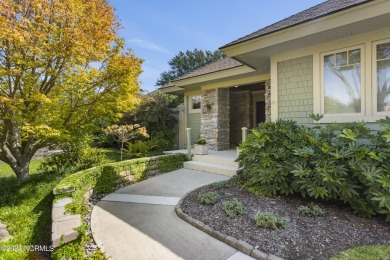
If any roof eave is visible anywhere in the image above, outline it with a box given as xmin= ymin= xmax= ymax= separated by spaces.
xmin=221 ymin=0 xmax=389 ymax=58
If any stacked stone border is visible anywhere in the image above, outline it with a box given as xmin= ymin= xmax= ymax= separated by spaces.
xmin=175 ymin=190 xmax=285 ymax=260
xmin=0 ymin=220 xmax=12 ymax=242
xmin=51 ymin=154 xmax=185 ymax=248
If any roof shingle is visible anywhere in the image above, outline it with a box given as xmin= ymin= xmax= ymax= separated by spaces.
xmin=222 ymin=0 xmax=372 ymax=48
xmin=174 ymin=57 xmax=243 ymax=81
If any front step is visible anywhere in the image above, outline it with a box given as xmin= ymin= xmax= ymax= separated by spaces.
xmin=192 ymin=155 xmax=238 ymax=167
xmin=183 ymin=161 xmax=238 ymax=177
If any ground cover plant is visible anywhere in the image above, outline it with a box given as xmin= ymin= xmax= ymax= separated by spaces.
xmin=198 ymin=192 xmax=220 ymax=205
xmin=222 ymin=198 xmax=245 ymax=218
xmin=254 ymin=211 xmax=288 ymax=229
xmin=298 ymin=203 xmax=326 ymax=217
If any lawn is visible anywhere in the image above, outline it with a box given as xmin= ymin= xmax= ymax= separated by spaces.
xmin=0 ymin=149 xmax=120 ymax=260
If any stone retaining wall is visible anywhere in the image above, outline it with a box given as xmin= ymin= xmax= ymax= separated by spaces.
xmin=51 ymin=154 xmax=184 ymax=248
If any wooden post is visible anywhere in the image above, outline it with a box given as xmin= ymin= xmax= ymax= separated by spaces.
xmin=241 ymin=127 xmax=248 ymax=143
xmin=186 ymin=128 xmax=192 ymax=160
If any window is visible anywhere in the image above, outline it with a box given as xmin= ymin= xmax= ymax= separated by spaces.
xmin=189 ymin=95 xmax=201 ymax=112
xmin=376 ymin=42 xmax=390 ymax=113
xmin=323 ymin=48 xmax=362 ymax=115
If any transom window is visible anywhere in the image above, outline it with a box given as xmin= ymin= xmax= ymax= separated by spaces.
xmin=323 ymin=48 xmax=362 ymax=114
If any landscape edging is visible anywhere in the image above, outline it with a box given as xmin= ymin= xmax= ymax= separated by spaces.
xmin=175 ymin=189 xmax=285 ymax=260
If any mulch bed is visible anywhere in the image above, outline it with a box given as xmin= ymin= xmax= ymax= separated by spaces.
xmin=181 ymin=180 xmax=390 ymax=260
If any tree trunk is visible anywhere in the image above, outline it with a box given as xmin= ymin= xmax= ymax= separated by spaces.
xmin=0 ymin=138 xmax=36 ymax=181
xmin=9 ymin=159 xmax=30 ymax=180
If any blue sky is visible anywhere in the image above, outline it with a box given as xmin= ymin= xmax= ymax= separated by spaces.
xmin=108 ymin=0 xmax=324 ymax=92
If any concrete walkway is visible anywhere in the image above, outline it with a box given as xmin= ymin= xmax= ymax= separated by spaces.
xmin=91 ymin=168 xmax=254 ymax=260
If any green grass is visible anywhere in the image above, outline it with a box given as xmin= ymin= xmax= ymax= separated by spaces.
xmin=0 ymin=149 xmax=120 ymax=260
xmin=0 ymin=158 xmax=64 ymax=259
xmin=331 ymin=245 xmax=390 ymax=260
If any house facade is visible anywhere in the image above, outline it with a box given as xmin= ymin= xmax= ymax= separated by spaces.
xmin=160 ymin=0 xmax=390 ymax=150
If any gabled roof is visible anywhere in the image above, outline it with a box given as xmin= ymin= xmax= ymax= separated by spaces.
xmin=174 ymin=57 xmax=243 ymax=81
xmin=221 ymin=0 xmax=372 ymax=49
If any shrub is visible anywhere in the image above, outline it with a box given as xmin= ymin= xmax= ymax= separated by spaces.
xmin=238 ymin=117 xmax=390 ymax=221
xmin=149 ymin=131 xmax=175 ymax=152
xmin=238 ymin=119 xmax=302 ymax=197
xmin=212 ymin=180 xmax=229 ymax=189
xmin=124 ymin=140 xmax=151 ymax=158
xmin=297 ymin=203 xmax=326 ymax=217
xmin=198 ymin=192 xmax=220 ymax=205
xmin=222 ymin=198 xmax=245 ymax=218
xmin=254 ymin=212 xmax=288 ymax=229
xmin=40 ymin=137 xmax=107 ymax=174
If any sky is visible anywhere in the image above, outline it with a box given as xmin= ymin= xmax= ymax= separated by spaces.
xmin=108 ymin=0 xmax=325 ymax=92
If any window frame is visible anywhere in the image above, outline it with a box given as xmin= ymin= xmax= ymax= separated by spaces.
xmin=189 ymin=95 xmax=201 ymax=113
xmin=373 ymin=38 xmax=390 ymax=116
xmin=320 ymin=44 xmax=366 ymax=119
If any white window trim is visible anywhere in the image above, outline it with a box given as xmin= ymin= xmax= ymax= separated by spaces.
xmin=373 ymin=38 xmax=390 ymax=116
xmin=319 ymin=44 xmax=366 ymax=119
xmin=189 ymin=95 xmax=201 ymax=113
xmin=271 ymin=28 xmax=390 ymax=123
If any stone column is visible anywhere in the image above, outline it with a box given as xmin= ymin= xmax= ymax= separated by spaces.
xmin=200 ymin=88 xmax=230 ymax=151
xmin=265 ymin=79 xmax=271 ymax=122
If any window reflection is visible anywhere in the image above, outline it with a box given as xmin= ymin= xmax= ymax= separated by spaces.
xmin=324 ymin=49 xmax=361 ymax=114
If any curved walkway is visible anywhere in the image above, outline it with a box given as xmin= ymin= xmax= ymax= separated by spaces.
xmin=91 ymin=168 xmax=254 ymax=260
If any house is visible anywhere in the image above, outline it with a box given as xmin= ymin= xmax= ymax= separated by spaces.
xmin=160 ymin=0 xmax=390 ymax=150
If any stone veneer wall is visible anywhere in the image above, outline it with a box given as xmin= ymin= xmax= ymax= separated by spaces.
xmin=277 ymin=55 xmax=313 ymax=124
xmin=230 ymin=91 xmax=252 ymax=146
xmin=264 ymin=79 xmax=271 ymax=122
xmin=201 ymin=88 xmax=230 ymax=150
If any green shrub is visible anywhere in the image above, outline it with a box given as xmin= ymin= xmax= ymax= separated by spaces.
xmin=212 ymin=180 xmax=229 ymax=189
xmin=149 ymin=131 xmax=175 ymax=152
xmin=254 ymin=211 xmax=288 ymax=229
xmin=238 ymin=117 xmax=390 ymax=221
xmin=297 ymin=203 xmax=326 ymax=217
xmin=238 ymin=119 xmax=301 ymax=197
xmin=157 ymin=153 xmax=185 ymax=172
xmin=124 ymin=140 xmax=151 ymax=158
xmin=222 ymin=198 xmax=245 ymax=218
xmin=198 ymin=192 xmax=220 ymax=205
xmin=40 ymin=137 xmax=107 ymax=174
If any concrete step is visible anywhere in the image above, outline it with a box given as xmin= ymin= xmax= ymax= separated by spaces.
xmin=192 ymin=154 xmax=238 ymax=167
xmin=183 ymin=161 xmax=238 ymax=177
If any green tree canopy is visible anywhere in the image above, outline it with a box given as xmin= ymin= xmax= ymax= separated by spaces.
xmin=156 ymin=49 xmax=226 ymax=86
xmin=0 ymin=0 xmax=143 ymax=179
xmin=120 ymin=91 xmax=180 ymax=136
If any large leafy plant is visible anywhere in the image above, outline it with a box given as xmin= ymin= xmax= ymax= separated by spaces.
xmin=238 ymin=117 xmax=390 ymax=221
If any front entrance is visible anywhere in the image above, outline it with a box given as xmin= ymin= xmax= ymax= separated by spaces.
xmin=256 ymin=101 xmax=266 ymax=125
xmin=229 ymin=82 xmax=266 ymax=147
